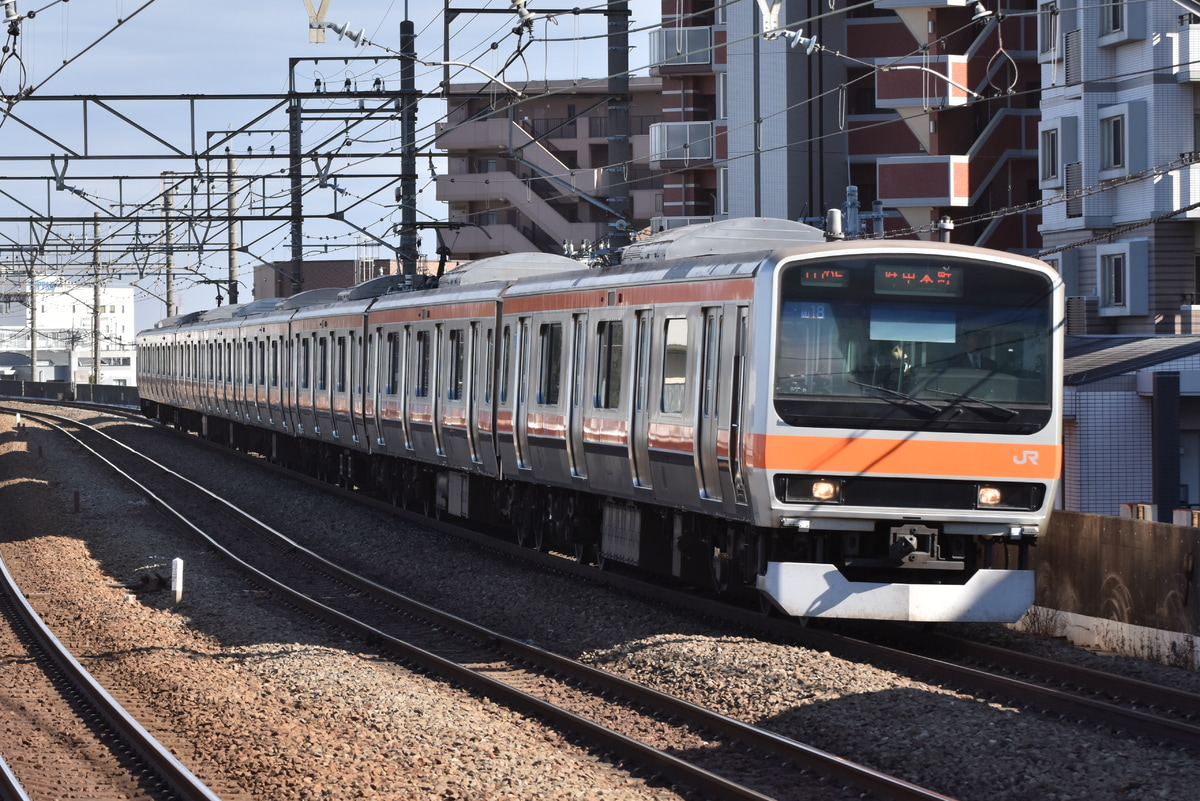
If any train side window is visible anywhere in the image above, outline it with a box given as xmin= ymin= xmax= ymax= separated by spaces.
xmin=271 ymin=340 xmax=279 ymax=388
xmin=300 ymin=337 xmax=310 ymax=390
xmin=661 ymin=318 xmax=689 ymax=414
xmin=448 ymin=328 xmax=465 ymax=401
xmin=257 ymin=341 xmax=267 ymax=386
xmin=317 ymin=336 xmax=328 ymax=391
xmin=537 ymin=322 xmax=563 ymax=405
xmin=595 ymin=320 xmax=624 ymax=409
xmin=500 ymin=325 xmax=511 ymax=404
xmin=385 ymin=332 xmax=399 ymax=395
xmin=484 ymin=328 xmax=495 ymax=404
xmin=336 ymin=336 xmax=347 ymax=393
xmin=415 ymin=330 xmax=430 ymax=398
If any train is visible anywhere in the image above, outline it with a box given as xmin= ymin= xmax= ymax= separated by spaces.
xmin=136 ymin=217 xmax=1064 ymax=623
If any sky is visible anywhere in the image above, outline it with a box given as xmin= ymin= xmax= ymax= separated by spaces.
xmin=0 ymin=0 xmax=661 ymax=333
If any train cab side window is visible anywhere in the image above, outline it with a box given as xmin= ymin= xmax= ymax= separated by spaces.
xmin=415 ymin=330 xmax=431 ymax=398
xmin=448 ymin=328 xmax=465 ymax=401
xmin=661 ymin=318 xmax=689 ymax=414
xmin=537 ymin=322 xmax=563 ymax=405
xmin=500 ymin=326 xmax=512 ymax=404
xmin=385 ymin=332 xmax=399 ymax=395
xmin=595 ymin=320 xmax=624 ymax=409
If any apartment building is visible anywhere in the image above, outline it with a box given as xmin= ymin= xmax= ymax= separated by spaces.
xmin=649 ymin=0 xmax=1041 ymax=249
xmin=434 ymin=78 xmax=663 ymax=259
xmin=1038 ymin=1 xmax=1200 ymax=335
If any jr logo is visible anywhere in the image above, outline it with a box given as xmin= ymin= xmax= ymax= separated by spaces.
xmin=1013 ymin=450 xmax=1039 ymax=465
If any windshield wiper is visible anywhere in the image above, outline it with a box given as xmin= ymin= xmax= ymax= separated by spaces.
xmin=924 ymin=387 xmax=1018 ymax=418
xmin=849 ymin=380 xmax=941 ymax=414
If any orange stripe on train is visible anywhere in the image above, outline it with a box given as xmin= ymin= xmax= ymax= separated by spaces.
xmin=744 ymin=434 xmax=1061 ymax=480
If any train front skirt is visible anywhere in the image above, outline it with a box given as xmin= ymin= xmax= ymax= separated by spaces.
xmin=758 ymin=563 xmax=1035 ymax=623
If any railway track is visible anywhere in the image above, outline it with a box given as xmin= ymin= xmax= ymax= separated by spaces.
xmin=2 ymin=404 xmax=962 ymax=801
xmin=0 ymin=539 xmax=222 ymax=801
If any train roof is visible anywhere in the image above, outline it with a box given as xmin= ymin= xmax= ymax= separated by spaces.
xmin=620 ymin=217 xmax=826 ymax=263
xmin=440 ymin=252 xmax=588 ymax=286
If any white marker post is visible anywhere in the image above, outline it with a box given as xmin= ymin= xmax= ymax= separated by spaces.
xmin=171 ymin=558 xmax=184 ymax=605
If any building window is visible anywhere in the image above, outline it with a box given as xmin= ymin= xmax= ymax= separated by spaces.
xmin=1101 ymin=0 xmax=1123 ymax=36
xmin=1100 ymin=116 xmax=1124 ymax=170
xmin=717 ymin=72 xmax=728 ymax=120
xmin=1100 ymin=252 xmax=1126 ymax=307
xmin=1097 ymin=239 xmax=1149 ymax=317
xmin=1039 ymin=2 xmax=1059 ymax=55
xmin=717 ymin=167 xmax=729 ymax=216
xmin=1098 ymin=0 xmax=1145 ymax=45
xmin=1040 ymin=129 xmax=1059 ymax=181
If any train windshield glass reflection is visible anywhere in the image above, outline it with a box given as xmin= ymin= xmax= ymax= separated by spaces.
xmin=774 ymin=256 xmax=1055 ymax=430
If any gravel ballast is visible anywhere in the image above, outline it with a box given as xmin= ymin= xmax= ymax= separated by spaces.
xmin=1 ymin=407 xmax=1198 ymax=801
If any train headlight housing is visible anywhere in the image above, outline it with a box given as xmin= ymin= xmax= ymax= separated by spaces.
xmin=776 ymin=475 xmax=843 ymax=503
xmin=978 ymin=486 xmax=1003 ymax=507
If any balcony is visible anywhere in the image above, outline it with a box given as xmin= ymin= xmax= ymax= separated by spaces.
xmin=649 ymin=26 xmax=712 ymax=75
xmin=874 ymin=57 xmax=974 ymax=109
xmin=1178 ymin=20 xmax=1200 ymax=82
xmin=876 ymin=155 xmax=970 ymax=207
xmin=648 ymin=121 xmax=714 ymax=165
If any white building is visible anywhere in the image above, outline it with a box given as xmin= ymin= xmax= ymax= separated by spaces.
xmin=1037 ymin=1 xmax=1200 ymax=334
xmin=0 ymin=277 xmax=137 ymax=385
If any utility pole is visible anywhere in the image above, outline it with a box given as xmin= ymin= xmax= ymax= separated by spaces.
xmin=399 ymin=18 xmax=418 ymax=276
xmin=606 ymin=1 xmax=632 ymax=249
xmin=288 ymin=75 xmax=304 ymax=296
xmin=163 ymin=177 xmax=176 ymax=318
xmin=92 ymin=213 xmax=102 ymax=385
xmin=227 ymin=154 xmax=239 ymax=304
xmin=27 ymin=265 xmax=36 ymax=382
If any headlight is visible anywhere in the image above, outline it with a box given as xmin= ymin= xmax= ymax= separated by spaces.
xmin=775 ymin=475 xmax=843 ymax=503
xmin=978 ymin=486 xmax=1002 ymax=507
xmin=811 ymin=480 xmax=839 ymax=501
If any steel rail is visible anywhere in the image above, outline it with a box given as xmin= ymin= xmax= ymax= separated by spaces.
xmin=10 ymin=404 xmax=961 ymax=801
xmin=0 ymin=556 xmax=223 ymax=801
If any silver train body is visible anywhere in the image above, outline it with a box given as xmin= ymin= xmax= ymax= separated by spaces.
xmin=137 ymin=219 xmax=1064 ymax=622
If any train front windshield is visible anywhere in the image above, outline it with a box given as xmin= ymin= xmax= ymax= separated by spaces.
xmin=773 ymin=255 xmax=1056 ymax=434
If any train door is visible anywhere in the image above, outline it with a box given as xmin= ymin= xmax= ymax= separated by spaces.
xmin=729 ymin=307 xmax=749 ymax=506
xmin=514 ymin=317 xmax=532 ymax=470
xmin=567 ymin=315 xmax=587 ymax=478
xmin=400 ymin=325 xmax=413 ymax=450
xmin=368 ymin=328 xmax=383 ymax=447
xmin=432 ymin=324 xmax=445 ymax=456
xmin=466 ymin=321 xmax=481 ymax=463
xmin=630 ymin=309 xmax=653 ymax=489
xmin=349 ymin=331 xmax=363 ymax=445
xmin=698 ymin=307 xmax=723 ymax=501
